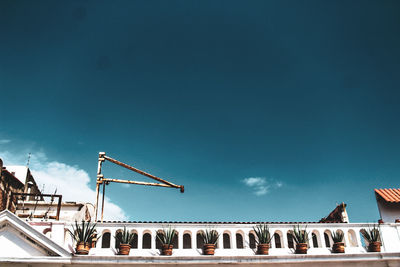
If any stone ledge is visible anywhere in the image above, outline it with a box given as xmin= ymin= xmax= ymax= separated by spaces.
xmin=1 ymin=252 xmax=399 ymax=266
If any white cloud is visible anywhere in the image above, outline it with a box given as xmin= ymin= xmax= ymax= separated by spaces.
xmin=0 ymin=150 xmax=127 ymax=221
xmin=0 ymin=139 xmax=11 ymax=145
xmin=242 ymin=177 xmax=283 ymax=196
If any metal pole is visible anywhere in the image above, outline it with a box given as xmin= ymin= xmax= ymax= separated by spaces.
xmin=56 ymin=195 xmax=62 ymax=221
xmin=94 ymin=181 xmax=100 ymax=222
xmin=101 ymin=181 xmax=106 ymax=223
xmin=94 ymin=152 xmax=105 ymax=222
xmin=104 ymin=155 xmax=181 ymax=189
xmin=102 ymin=178 xmax=176 ymax=188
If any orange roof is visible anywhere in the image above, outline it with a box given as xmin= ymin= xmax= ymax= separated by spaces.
xmin=375 ymin=188 xmax=400 ymax=203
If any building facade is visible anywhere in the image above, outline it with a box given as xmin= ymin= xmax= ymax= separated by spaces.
xmin=2 ymin=158 xmax=400 ymax=266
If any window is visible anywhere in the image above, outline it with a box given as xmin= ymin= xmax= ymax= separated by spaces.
xmin=274 ymin=233 xmax=282 ymax=248
xmin=156 ymin=231 xmax=164 ymax=249
xmin=101 ymin=232 xmax=111 ymax=248
xmin=249 ymin=233 xmax=256 ymax=249
xmin=324 ymin=233 xmax=331 ymax=247
xmin=287 ymin=232 xmax=294 ymax=249
xmin=312 ymin=233 xmax=318 ymax=248
xmin=130 ymin=233 xmax=138 ymax=248
xmin=115 ymin=231 xmax=122 ymax=248
xmin=236 ymin=233 xmax=244 ymax=249
xmin=223 ymin=233 xmax=231 ymax=249
xmin=143 ymin=233 xmax=151 ymax=249
xmin=183 ymin=233 xmax=191 ymax=249
xmin=197 ymin=233 xmax=204 ymax=249
xmin=172 ymin=233 xmax=179 ymax=248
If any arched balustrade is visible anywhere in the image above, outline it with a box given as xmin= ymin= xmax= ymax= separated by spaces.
xmin=287 ymin=231 xmax=294 ymax=249
xmin=274 ymin=231 xmax=283 ymax=248
xmin=223 ymin=231 xmax=231 ymax=249
xmin=183 ymin=232 xmax=191 ymax=249
xmin=236 ymin=231 xmax=244 ymax=249
xmin=101 ymin=231 xmax=111 ymax=248
xmin=311 ymin=230 xmax=321 ymax=248
xmin=142 ymin=232 xmax=152 ymax=249
xmin=92 ymin=225 xmax=366 ymax=252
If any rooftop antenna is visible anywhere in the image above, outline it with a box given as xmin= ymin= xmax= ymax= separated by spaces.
xmin=23 ymin=153 xmax=32 ymax=193
xmin=95 ymin=152 xmax=184 ymax=222
xmin=26 ymin=153 xmax=31 ymax=168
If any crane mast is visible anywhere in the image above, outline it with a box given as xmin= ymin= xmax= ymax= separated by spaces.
xmin=95 ymin=152 xmax=184 ymax=222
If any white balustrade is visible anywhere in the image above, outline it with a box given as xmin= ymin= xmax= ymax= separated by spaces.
xmin=60 ymin=222 xmax=400 ymax=256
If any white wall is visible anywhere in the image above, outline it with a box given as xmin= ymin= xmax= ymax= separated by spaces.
xmin=377 ymin=200 xmax=400 ymax=223
xmin=0 ymin=227 xmax=48 ymax=257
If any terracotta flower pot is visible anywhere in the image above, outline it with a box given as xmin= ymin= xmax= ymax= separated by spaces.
xmin=368 ymin=241 xmax=381 ymax=252
xmin=161 ymin=244 xmax=173 ymax=256
xmin=90 ymin=236 xmax=97 ymax=249
xmin=257 ymin=243 xmax=269 ymax=255
xmin=332 ymin=242 xmax=345 ymax=253
xmin=203 ymin=244 xmax=216 ymax=255
xmin=118 ymin=244 xmax=131 ymax=255
xmin=76 ymin=241 xmax=90 ymax=255
xmin=295 ymin=243 xmax=308 ymax=254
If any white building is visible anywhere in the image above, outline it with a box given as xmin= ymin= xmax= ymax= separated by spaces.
xmin=375 ymin=188 xmax=400 ymax=223
xmin=2 ymin=161 xmax=400 ymax=266
xmin=3 ymin=208 xmax=400 ymax=266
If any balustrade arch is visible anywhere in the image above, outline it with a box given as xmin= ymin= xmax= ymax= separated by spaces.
xmin=223 ymin=231 xmax=231 ymax=249
xmin=101 ymin=230 xmax=111 ymax=248
xmin=236 ymin=231 xmax=244 ymax=249
xmin=273 ymin=230 xmax=283 ymax=248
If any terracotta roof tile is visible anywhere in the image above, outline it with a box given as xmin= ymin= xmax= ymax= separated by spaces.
xmin=375 ymin=188 xmax=400 ymax=203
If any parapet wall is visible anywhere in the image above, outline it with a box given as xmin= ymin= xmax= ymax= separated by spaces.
xmin=41 ymin=221 xmax=400 ymax=256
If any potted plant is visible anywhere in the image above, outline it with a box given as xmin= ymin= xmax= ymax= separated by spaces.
xmin=361 ymin=226 xmax=381 ymax=252
xmin=116 ymin=227 xmax=136 ymax=255
xmin=156 ymin=226 xmax=177 ymax=256
xmin=200 ymin=229 xmax=220 ymax=255
xmin=292 ymin=225 xmax=309 ymax=254
xmin=331 ymin=230 xmax=345 ymax=253
xmin=253 ymin=224 xmax=273 ymax=255
xmin=68 ymin=221 xmax=97 ymax=255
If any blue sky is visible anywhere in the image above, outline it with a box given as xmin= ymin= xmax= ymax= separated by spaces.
xmin=1 ymin=0 xmax=400 ymax=222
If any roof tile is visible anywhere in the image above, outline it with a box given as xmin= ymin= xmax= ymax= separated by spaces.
xmin=375 ymin=188 xmax=400 ymax=203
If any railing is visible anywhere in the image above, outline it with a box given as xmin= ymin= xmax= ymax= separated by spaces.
xmin=12 ymin=192 xmax=62 ymax=220
xmin=61 ymin=222 xmax=400 ymax=256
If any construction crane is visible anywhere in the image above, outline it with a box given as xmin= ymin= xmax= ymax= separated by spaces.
xmin=94 ymin=152 xmax=184 ymax=222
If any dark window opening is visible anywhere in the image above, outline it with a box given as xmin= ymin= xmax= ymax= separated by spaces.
xmin=249 ymin=233 xmax=256 ymax=249
xmin=287 ymin=233 xmax=294 ymax=249
xmin=130 ymin=233 xmax=138 ymax=249
xmin=312 ymin=233 xmax=318 ymax=248
xmin=236 ymin=234 xmax=244 ymax=249
xmin=197 ymin=233 xmax=204 ymax=249
xmin=324 ymin=233 xmax=331 ymax=247
xmin=115 ymin=231 xmax=122 ymax=248
xmin=223 ymin=233 xmax=231 ymax=249
xmin=143 ymin=233 xmax=151 ymax=249
xmin=156 ymin=232 xmax=164 ymax=249
xmin=183 ymin=234 xmax=191 ymax=249
xmin=172 ymin=233 xmax=178 ymax=248
xmin=101 ymin=232 xmax=111 ymax=248
xmin=274 ymin=233 xmax=282 ymax=248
